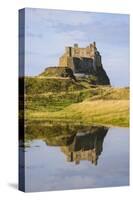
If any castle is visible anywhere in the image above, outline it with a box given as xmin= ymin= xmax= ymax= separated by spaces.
xmin=41 ymin=42 xmax=110 ymax=85
xmin=59 ymin=42 xmax=103 ymax=75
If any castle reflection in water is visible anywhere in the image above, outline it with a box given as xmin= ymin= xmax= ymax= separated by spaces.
xmin=24 ymin=123 xmax=109 ymax=166
xmin=60 ymin=127 xmax=108 ymax=165
xmin=22 ymin=123 xmax=109 ymax=166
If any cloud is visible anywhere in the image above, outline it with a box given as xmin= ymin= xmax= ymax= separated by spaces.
xmin=28 ymin=8 xmax=95 ymax=26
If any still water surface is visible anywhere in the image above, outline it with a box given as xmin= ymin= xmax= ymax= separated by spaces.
xmin=21 ymin=124 xmax=129 ymax=192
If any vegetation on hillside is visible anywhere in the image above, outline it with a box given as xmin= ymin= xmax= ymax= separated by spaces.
xmin=25 ymin=76 xmax=84 ymax=94
xmin=24 ymin=77 xmax=129 ymax=127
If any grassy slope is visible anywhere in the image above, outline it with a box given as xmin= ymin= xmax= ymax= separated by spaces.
xmin=25 ymin=77 xmax=129 ymax=127
xmin=26 ymin=100 xmax=129 ymax=127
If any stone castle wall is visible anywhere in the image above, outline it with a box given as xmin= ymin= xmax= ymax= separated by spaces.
xmin=59 ymin=42 xmax=102 ymax=74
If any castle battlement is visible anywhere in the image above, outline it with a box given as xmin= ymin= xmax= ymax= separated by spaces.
xmin=64 ymin=41 xmax=97 ymax=59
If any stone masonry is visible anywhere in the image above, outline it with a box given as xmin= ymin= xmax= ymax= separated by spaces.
xmin=59 ymin=42 xmax=102 ymax=74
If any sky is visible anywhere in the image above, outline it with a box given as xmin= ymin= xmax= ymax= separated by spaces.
xmin=23 ymin=8 xmax=129 ymax=87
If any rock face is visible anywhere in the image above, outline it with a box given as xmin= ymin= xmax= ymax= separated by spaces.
xmin=41 ymin=42 xmax=110 ymax=85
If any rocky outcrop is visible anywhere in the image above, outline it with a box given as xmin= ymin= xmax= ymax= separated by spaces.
xmin=40 ymin=64 xmax=110 ymax=85
xmin=94 ymin=67 xmax=110 ymax=85
xmin=39 ymin=66 xmax=76 ymax=80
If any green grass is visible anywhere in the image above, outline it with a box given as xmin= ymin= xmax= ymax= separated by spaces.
xmin=24 ymin=77 xmax=129 ymax=127
xmin=26 ymin=99 xmax=129 ymax=127
xmin=25 ymin=89 xmax=91 ymax=111
xmin=25 ymin=76 xmax=84 ymax=94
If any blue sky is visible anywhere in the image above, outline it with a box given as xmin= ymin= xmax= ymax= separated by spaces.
xmin=24 ymin=8 xmax=129 ymax=87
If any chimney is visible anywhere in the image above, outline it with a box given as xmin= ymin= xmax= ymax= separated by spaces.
xmin=93 ymin=41 xmax=96 ymax=48
xmin=74 ymin=43 xmax=78 ymax=48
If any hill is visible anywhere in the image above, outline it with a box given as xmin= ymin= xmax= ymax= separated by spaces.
xmin=24 ymin=76 xmax=129 ymax=127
